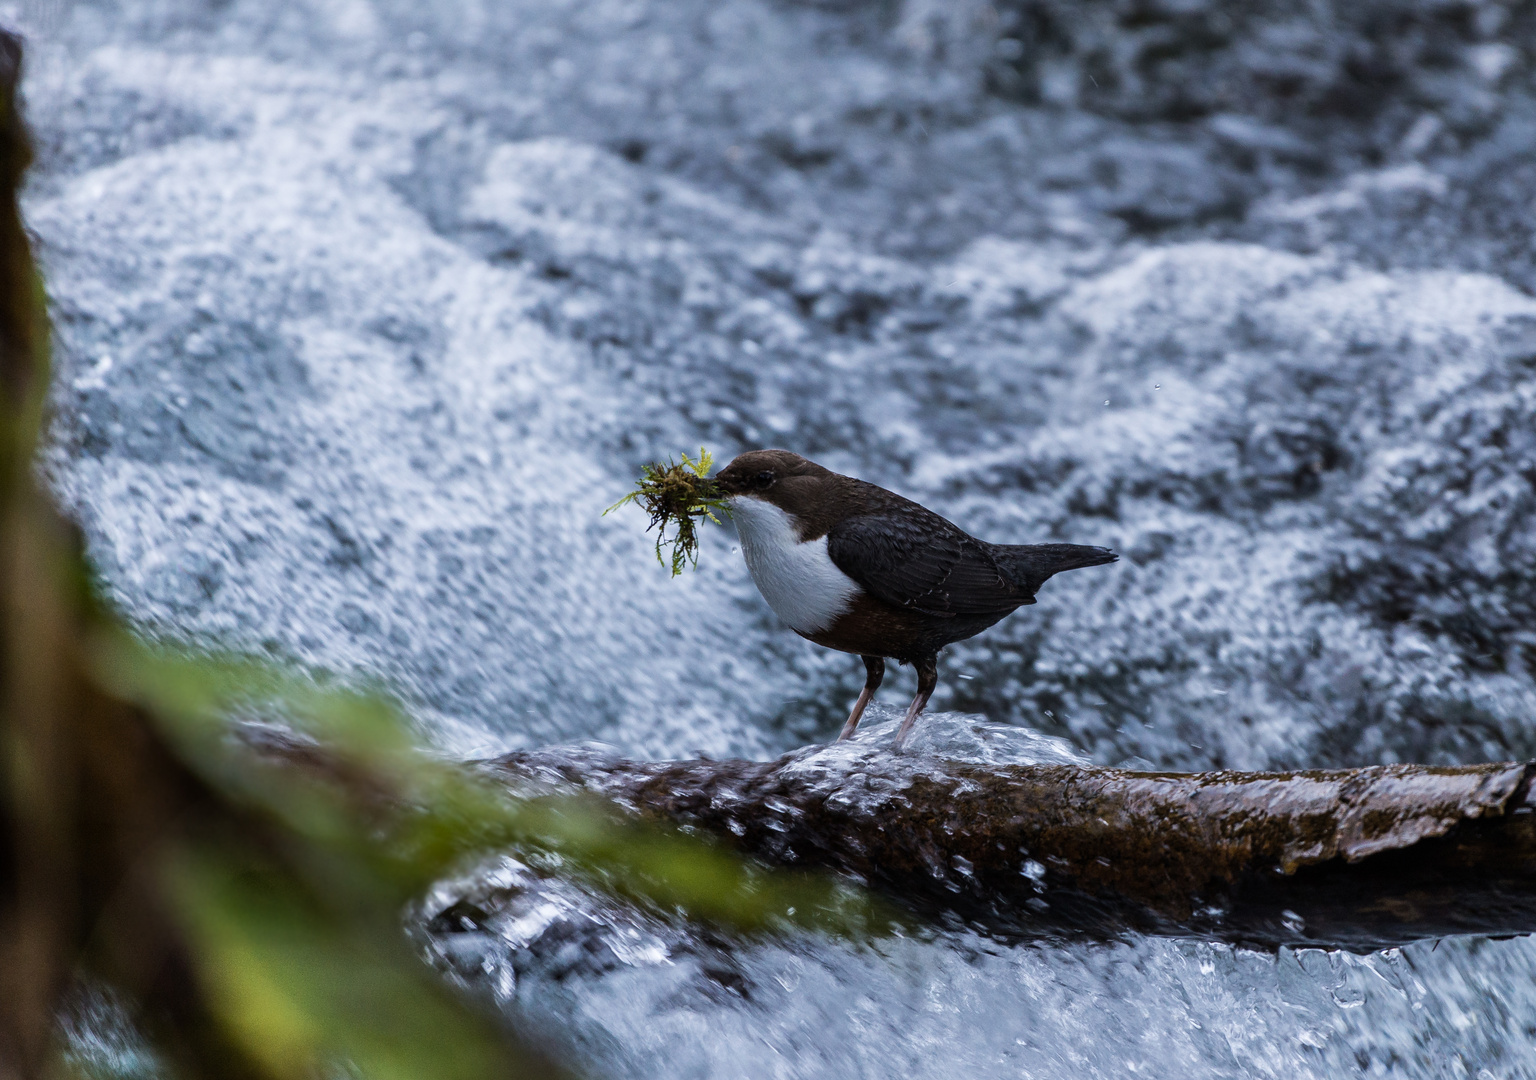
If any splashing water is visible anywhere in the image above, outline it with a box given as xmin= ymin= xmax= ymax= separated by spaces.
xmin=23 ymin=0 xmax=1536 ymax=1074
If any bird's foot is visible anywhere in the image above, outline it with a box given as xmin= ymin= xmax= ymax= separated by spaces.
xmin=836 ymin=655 xmax=886 ymax=742
xmin=836 ymin=685 xmax=875 ymax=741
xmin=890 ymin=654 xmax=937 ymax=752
xmin=890 ymin=692 xmax=932 ymax=753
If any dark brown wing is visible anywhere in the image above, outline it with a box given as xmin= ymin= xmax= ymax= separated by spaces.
xmin=826 ymin=513 xmax=1029 ymax=617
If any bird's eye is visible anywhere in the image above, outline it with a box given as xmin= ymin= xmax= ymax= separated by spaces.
xmin=752 ymin=470 xmax=775 ymax=489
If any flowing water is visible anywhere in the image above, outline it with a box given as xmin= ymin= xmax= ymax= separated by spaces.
xmin=20 ymin=0 xmax=1536 ymax=1075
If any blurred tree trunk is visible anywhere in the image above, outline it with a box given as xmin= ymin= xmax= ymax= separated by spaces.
xmin=0 ymin=27 xmax=270 ymax=1079
xmin=0 ymin=29 xmax=565 ymax=1080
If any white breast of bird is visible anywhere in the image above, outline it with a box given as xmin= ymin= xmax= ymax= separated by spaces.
xmin=728 ymin=496 xmax=860 ymax=635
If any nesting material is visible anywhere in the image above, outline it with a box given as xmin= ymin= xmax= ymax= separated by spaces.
xmin=605 ymin=449 xmax=730 ymax=576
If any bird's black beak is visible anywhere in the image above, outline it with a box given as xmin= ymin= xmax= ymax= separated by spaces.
xmin=711 ymin=471 xmax=742 ymax=496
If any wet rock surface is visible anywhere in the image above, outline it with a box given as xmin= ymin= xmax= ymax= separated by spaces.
xmin=23 ymin=0 xmax=1536 ymax=1076
xmin=488 ymin=717 xmax=1536 ymax=950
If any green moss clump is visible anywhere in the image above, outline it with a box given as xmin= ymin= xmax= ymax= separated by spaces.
xmin=605 ymin=448 xmax=730 ymax=576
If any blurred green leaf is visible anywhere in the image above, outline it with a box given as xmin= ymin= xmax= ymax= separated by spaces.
xmin=169 ymin=849 xmax=547 ymax=1080
xmin=91 ymin=631 xmax=897 ymax=938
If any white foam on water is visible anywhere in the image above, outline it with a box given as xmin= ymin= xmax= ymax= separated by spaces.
xmin=25 ymin=2 xmax=1536 ymax=1076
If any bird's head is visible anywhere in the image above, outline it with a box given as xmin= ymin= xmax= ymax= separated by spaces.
xmin=713 ymin=449 xmax=835 ymax=508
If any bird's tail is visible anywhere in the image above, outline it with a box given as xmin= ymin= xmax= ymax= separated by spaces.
xmin=994 ymin=543 xmax=1118 ymax=596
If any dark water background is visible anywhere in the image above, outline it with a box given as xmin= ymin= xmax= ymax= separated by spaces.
xmin=20 ymin=0 xmax=1536 ymax=1075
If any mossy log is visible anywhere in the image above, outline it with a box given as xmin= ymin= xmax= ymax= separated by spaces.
xmin=487 ymin=735 xmax=1536 ymax=951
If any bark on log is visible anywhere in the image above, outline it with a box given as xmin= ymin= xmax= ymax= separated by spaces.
xmin=487 ymin=732 xmax=1536 ymax=951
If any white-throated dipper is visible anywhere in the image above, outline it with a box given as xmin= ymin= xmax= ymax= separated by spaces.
xmin=713 ymin=450 xmax=1117 ymax=751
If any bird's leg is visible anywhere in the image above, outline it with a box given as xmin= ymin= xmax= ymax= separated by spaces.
xmin=837 ymin=655 xmax=885 ymax=741
xmin=891 ymin=653 xmax=938 ymax=752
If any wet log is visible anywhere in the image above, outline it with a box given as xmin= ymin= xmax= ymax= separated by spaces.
xmin=487 ymin=728 xmax=1536 ymax=951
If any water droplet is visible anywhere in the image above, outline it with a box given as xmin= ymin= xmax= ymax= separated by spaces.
xmin=1103 ymin=399 xmax=1110 ymax=406
xmin=1154 ymin=383 xmax=1161 ymax=389
xmin=1331 ymin=985 xmax=1366 ymax=1009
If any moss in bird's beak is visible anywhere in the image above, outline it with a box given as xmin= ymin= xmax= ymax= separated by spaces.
xmin=605 ymin=448 xmax=731 ymax=576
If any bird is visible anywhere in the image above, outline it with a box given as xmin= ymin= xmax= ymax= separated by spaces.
xmin=711 ymin=449 xmax=1117 ymax=751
